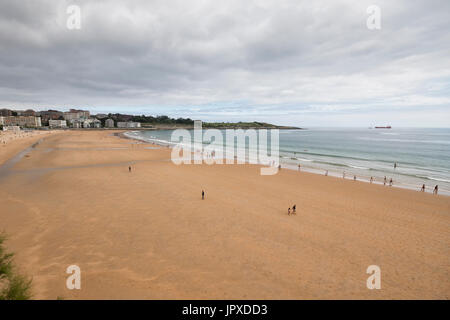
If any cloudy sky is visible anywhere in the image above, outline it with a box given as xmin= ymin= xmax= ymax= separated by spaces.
xmin=0 ymin=0 xmax=449 ymax=127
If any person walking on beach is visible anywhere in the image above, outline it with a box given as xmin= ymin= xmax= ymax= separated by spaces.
xmin=389 ymin=178 xmax=393 ymax=186
xmin=288 ymin=207 xmax=291 ymax=215
xmin=292 ymin=204 xmax=296 ymax=214
xmin=298 ymin=164 xmax=301 ymax=171
xmin=325 ymin=170 xmax=328 ymax=176
xmin=353 ymin=175 xmax=357 ymax=181
xmin=433 ymin=185 xmax=438 ymax=195
xmin=421 ymin=184 xmax=425 ymax=192
xmin=128 ymin=166 xmax=131 ymax=173
xmin=384 ymin=176 xmax=387 ymax=186
xmin=202 ymin=190 xmax=205 ymax=200
xmin=370 ymin=176 xmax=373 ymax=183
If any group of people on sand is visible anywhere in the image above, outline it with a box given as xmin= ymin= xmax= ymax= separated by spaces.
xmin=343 ymin=171 xmax=395 ymax=187
xmin=370 ymin=176 xmax=438 ymax=194
xmin=128 ymin=161 xmax=442 ymax=214
xmin=200 ymin=188 xmax=298 ymax=217
xmin=382 ymin=176 xmax=394 ymax=186
xmin=421 ymin=184 xmax=439 ymax=194
xmin=127 ymin=158 xmax=442 ymax=220
xmin=288 ymin=204 xmax=296 ymax=216
xmin=340 ymin=162 xmax=440 ymax=195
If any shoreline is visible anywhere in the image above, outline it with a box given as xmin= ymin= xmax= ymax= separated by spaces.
xmin=123 ymin=130 xmax=450 ymax=197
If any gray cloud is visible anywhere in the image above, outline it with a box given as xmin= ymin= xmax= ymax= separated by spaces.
xmin=0 ymin=0 xmax=449 ymax=126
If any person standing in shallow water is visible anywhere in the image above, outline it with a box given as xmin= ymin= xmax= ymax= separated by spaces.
xmin=394 ymin=162 xmax=397 ymax=169
xmin=288 ymin=208 xmax=291 ymax=215
xmin=202 ymin=190 xmax=205 ymax=200
xmin=389 ymin=178 xmax=393 ymax=186
xmin=421 ymin=184 xmax=425 ymax=192
xmin=433 ymin=185 xmax=438 ymax=195
xmin=384 ymin=176 xmax=387 ymax=186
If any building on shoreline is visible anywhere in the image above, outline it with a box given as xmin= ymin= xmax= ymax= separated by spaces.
xmin=63 ymin=109 xmax=90 ymax=121
xmin=49 ymin=119 xmax=67 ymax=128
xmin=83 ymin=118 xmax=101 ymax=128
xmin=65 ymin=117 xmax=100 ymax=128
xmin=0 ymin=116 xmax=42 ymax=128
xmin=105 ymin=118 xmax=115 ymax=128
xmin=69 ymin=119 xmax=82 ymax=128
xmin=117 ymin=121 xmax=141 ymax=128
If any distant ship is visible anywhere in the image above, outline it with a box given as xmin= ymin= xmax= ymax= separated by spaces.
xmin=374 ymin=125 xmax=392 ymax=129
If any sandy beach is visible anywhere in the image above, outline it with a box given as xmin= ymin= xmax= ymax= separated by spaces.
xmin=0 ymin=130 xmax=449 ymax=299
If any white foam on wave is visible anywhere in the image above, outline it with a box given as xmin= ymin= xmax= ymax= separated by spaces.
xmin=425 ymin=176 xmax=450 ymax=183
xmin=349 ymin=165 xmax=370 ymax=170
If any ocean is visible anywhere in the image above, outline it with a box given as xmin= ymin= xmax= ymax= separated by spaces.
xmin=125 ymin=128 xmax=450 ymax=195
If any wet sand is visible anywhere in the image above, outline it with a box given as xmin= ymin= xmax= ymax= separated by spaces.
xmin=0 ymin=130 xmax=449 ymax=299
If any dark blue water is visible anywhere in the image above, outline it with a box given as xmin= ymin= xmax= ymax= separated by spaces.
xmin=127 ymin=128 xmax=450 ymax=194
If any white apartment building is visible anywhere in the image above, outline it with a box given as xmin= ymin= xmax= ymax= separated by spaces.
xmin=63 ymin=109 xmax=90 ymax=121
xmin=48 ymin=119 xmax=67 ymax=128
xmin=0 ymin=116 xmax=42 ymax=128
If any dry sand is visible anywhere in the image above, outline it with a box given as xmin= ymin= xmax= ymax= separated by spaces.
xmin=0 ymin=130 xmax=449 ymax=299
